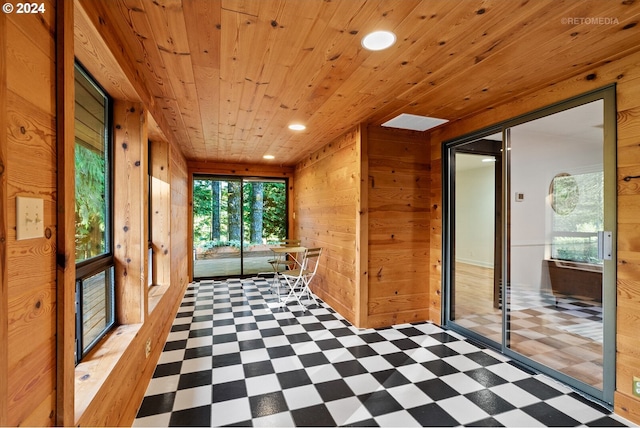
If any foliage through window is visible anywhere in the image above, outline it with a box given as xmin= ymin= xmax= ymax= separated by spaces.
xmin=74 ymin=63 xmax=115 ymax=362
xmin=193 ymin=178 xmax=287 ymax=249
xmin=550 ymin=171 xmax=603 ymax=264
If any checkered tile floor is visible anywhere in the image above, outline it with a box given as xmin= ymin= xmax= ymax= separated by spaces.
xmin=133 ymin=278 xmax=630 ymax=427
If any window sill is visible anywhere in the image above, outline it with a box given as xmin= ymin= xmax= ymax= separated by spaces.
xmin=74 ymin=323 xmax=141 ymax=424
xmin=149 ymin=283 xmax=170 ymax=313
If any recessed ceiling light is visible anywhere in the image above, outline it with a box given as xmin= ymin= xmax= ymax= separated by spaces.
xmin=288 ymin=123 xmax=306 ymax=131
xmin=362 ymin=31 xmax=396 ymax=51
xmin=382 ymin=113 xmax=448 ymax=131
xmin=263 ymin=155 xmax=275 ymax=160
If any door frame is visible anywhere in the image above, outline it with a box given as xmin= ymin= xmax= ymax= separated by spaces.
xmin=191 ymin=174 xmax=290 ymax=280
xmin=442 ymin=85 xmax=617 ymax=405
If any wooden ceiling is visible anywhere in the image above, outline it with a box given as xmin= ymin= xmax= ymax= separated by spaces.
xmin=76 ymin=0 xmax=640 ymax=166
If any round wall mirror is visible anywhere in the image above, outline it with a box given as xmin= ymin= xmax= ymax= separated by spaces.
xmin=549 ymin=172 xmax=579 ymax=215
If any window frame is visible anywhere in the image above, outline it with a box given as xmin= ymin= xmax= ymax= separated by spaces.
xmin=74 ymin=61 xmax=116 ymax=363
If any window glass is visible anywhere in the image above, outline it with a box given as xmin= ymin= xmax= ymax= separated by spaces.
xmin=75 ymin=68 xmax=109 ymax=262
xmin=550 ymin=171 xmax=603 ymax=263
xmin=74 ymin=63 xmax=115 ymax=362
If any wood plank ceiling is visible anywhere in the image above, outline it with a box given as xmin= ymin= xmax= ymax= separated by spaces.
xmin=78 ymin=0 xmax=640 ymax=165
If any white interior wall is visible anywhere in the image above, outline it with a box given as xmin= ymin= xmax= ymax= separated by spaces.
xmin=455 ymin=158 xmax=495 ymax=268
xmin=509 ymin=126 xmax=602 ymax=291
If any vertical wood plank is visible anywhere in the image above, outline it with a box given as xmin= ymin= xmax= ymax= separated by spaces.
xmin=55 ymin=0 xmax=75 ymax=424
xmin=0 ymin=7 xmax=8 ymax=427
xmin=170 ymin=140 xmax=188 ymax=288
xmin=294 ymin=128 xmax=360 ymax=325
xmin=113 ymin=101 xmax=148 ymax=324
xmin=366 ymin=126 xmax=431 ymax=327
xmin=150 ymin=139 xmax=171 ymax=287
xmin=356 ymin=124 xmax=368 ymax=327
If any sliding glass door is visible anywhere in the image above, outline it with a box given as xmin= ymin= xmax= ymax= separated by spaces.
xmin=444 ymin=87 xmax=616 ymax=404
xmin=192 ymin=176 xmax=287 ymax=279
xmin=447 ymin=133 xmax=503 ymax=346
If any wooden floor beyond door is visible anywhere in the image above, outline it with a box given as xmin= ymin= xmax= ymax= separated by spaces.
xmin=453 ymin=263 xmax=603 ymax=389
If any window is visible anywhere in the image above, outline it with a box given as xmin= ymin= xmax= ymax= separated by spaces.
xmin=74 ymin=63 xmax=115 ymax=362
xmin=550 ymin=171 xmax=604 ymax=264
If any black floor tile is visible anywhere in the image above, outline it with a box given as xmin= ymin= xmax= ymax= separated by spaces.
xmin=243 ymin=360 xmax=275 ymax=378
xmin=277 ymin=369 xmax=313 ymax=389
xmin=291 ymin=403 xmax=336 ymax=426
xmin=177 ymin=370 xmax=212 ymax=390
xmin=212 ymin=379 xmax=247 ymax=403
xmin=409 ymin=402 xmax=460 ymax=427
xmin=521 ymin=402 xmax=580 ymax=426
xmin=315 ymin=379 xmax=354 ymax=402
xmin=358 ymin=390 xmax=403 ymax=417
xmin=513 ymin=377 xmax=564 ymax=400
xmin=298 ymin=352 xmax=330 ymax=367
xmin=415 ymin=378 xmax=460 ymax=401
xmin=422 ymin=359 xmax=460 ymax=376
xmin=153 ymin=361 xmax=182 ymax=378
xmin=249 ymin=391 xmax=289 ymax=418
xmin=465 ymin=389 xmax=516 ymax=415
xmin=184 ymin=345 xmax=212 ymax=360
xmin=213 ymin=352 xmax=241 ymax=368
xmin=464 ymin=368 xmax=508 ymax=388
xmin=334 ymin=360 xmax=368 ymax=377
xmin=137 ymin=392 xmax=176 ymax=417
xmin=169 ymin=405 xmax=211 ymax=427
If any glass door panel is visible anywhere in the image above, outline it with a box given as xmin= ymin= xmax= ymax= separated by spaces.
xmin=449 ymin=135 xmax=503 ymax=345
xmin=193 ymin=178 xmax=242 ymax=278
xmin=505 ymin=99 xmax=611 ymax=397
xmin=445 ymin=88 xmax=616 ymax=405
xmin=193 ymin=176 xmax=287 ymax=279
xmin=242 ymin=179 xmax=287 ymax=276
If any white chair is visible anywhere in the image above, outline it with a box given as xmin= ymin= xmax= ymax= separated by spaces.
xmin=280 ymin=247 xmax=322 ymax=310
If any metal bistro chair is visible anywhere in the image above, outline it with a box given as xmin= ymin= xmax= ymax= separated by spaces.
xmin=280 ymin=247 xmax=322 ymax=311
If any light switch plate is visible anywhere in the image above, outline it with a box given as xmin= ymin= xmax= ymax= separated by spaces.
xmin=634 ymin=376 xmax=640 ymax=398
xmin=16 ymin=196 xmax=44 ymax=240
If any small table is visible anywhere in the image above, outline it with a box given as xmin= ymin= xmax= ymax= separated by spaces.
xmin=269 ymin=246 xmax=306 ymax=296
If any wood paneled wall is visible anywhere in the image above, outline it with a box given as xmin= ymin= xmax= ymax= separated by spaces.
xmin=0 ymin=0 xmax=191 ymax=425
xmin=150 ymin=139 xmax=171 ymax=288
xmin=113 ymin=101 xmax=148 ymax=324
xmin=293 ymin=125 xmax=432 ymax=329
xmin=293 ymin=127 xmax=362 ymax=325
xmin=171 ymin=142 xmax=189 ymax=289
xmin=2 ymin=1 xmax=58 ymax=425
xmin=366 ymin=126 xmax=430 ymax=328
xmin=0 ymin=8 xmax=7 ymax=427
xmin=429 ymin=50 xmax=640 ymax=425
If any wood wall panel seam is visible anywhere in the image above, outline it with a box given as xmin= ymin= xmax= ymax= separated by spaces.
xmin=55 ymin=0 xmax=76 ymax=422
xmin=0 ymin=7 xmax=8 ymax=427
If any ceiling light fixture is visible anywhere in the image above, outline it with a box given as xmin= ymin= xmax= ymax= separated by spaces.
xmin=263 ymin=155 xmax=275 ymax=160
xmin=288 ymin=123 xmax=306 ymax=131
xmin=362 ymin=30 xmax=396 ymax=51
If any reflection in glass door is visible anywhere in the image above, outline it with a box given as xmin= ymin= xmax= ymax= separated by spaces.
xmin=445 ymin=88 xmax=616 ymax=404
xmin=192 ymin=176 xmax=287 ymax=279
xmin=448 ymin=135 xmax=503 ymax=345
xmin=505 ymin=98 xmax=615 ymax=401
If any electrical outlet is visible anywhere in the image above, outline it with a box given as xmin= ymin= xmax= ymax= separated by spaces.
xmin=633 ymin=377 xmax=640 ymax=398
xmin=145 ymin=338 xmax=152 ymax=358
xmin=16 ymin=196 xmax=44 ymax=240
